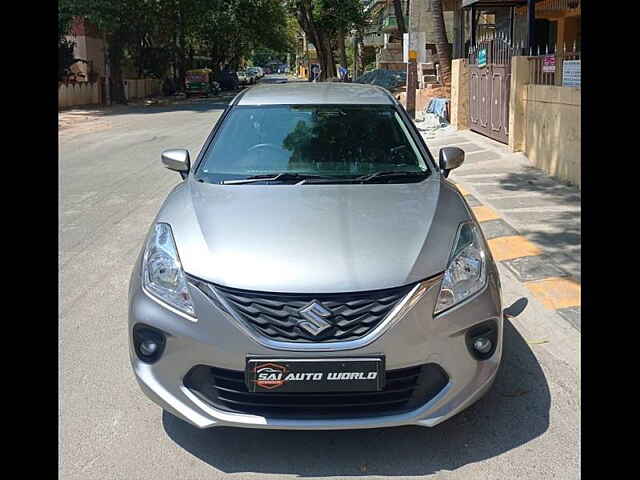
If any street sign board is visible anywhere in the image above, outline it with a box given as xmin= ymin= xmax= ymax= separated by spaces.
xmin=542 ymin=55 xmax=556 ymax=73
xmin=562 ymin=60 xmax=581 ymax=87
xmin=477 ymin=49 xmax=487 ymax=67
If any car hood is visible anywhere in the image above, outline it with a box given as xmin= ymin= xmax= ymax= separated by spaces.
xmin=155 ymin=177 xmax=472 ymax=293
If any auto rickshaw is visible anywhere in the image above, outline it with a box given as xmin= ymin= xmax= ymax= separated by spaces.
xmin=184 ymin=69 xmax=221 ymax=97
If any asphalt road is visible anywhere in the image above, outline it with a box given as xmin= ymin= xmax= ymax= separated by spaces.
xmin=59 ymin=75 xmax=580 ymax=479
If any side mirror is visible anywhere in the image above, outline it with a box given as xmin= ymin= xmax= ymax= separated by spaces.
xmin=161 ymin=149 xmax=190 ymax=178
xmin=439 ymin=147 xmax=465 ymax=178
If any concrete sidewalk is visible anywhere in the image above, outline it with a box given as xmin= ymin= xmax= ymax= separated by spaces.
xmin=417 ymin=126 xmax=581 ymax=332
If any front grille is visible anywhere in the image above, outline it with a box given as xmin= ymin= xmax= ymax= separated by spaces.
xmin=193 ymin=279 xmax=416 ymax=342
xmin=184 ymin=364 xmax=448 ymax=419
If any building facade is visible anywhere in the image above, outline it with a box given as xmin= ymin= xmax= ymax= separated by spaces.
xmin=64 ymin=17 xmax=105 ymax=82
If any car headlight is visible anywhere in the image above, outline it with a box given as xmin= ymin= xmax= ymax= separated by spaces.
xmin=434 ymin=221 xmax=488 ymax=315
xmin=142 ymin=223 xmax=196 ymax=320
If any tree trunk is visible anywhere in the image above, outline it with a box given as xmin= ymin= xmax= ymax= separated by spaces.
xmin=176 ymin=5 xmax=186 ymax=90
xmin=136 ymin=33 xmax=145 ymax=78
xmin=356 ymin=29 xmax=365 ymax=77
xmin=337 ymin=28 xmax=348 ymax=68
xmin=393 ymin=0 xmax=406 ymax=35
xmin=431 ymin=0 xmax=451 ymax=88
xmin=188 ymin=48 xmax=194 ymax=71
xmin=294 ymin=1 xmax=336 ymax=81
xmin=108 ymin=39 xmax=127 ymax=104
xmin=319 ymin=35 xmax=337 ymax=80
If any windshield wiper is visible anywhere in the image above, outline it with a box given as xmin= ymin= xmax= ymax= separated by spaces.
xmin=356 ymin=171 xmax=429 ymax=183
xmin=222 ymin=173 xmax=332 ymax=185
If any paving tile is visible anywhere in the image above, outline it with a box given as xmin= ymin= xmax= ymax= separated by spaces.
xmin=517 ymin=229 xmax=581 ymax=257
xmin=471 ymin=205 xmax=501 ymax=222
xmin=424 ymin=135 xmax=468 ymax=146
xmin=480 ymin=219 xmax=520 ymax=240
xmin=487 ymin=235 xmax=544 ymax=261
xmin=490 ymin=194 xmax=581 ymax=210
xmin=505 ymin=211 xmax=580 ymax=228
xmin=556 ymin=306 xmax=581 ymax=332
xmin=450 ymin=182 xmax=469 ymax=195
xmin=463 ymin=194 xmax=482 ymax=207
xmin=502 ymin=254 xmax=571 ymax=282
xmin=454 ymin=142 xmax=486 ymax=154
xmin=474 ymin=178 xmax=578 ymax=197
xmin=524 ymin=277 xmax=581 ymax=310
xmin=462 ymin=150 xmax=502 ymax=163
xmin=453 ymin=167 xmax=521 ymax=179
xmin=545 ymin=251 xmax=581 ymax=283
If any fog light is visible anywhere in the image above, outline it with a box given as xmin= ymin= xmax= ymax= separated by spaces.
xmin=465 ymin=319 xmax=498 ymax=360
xmin=473 ymin=337 xmax=492 ymax=354
xmin=133 ymin=324 xmax=166 ymax=364
xmin=140 ymin=339 xmax=158 ymax=356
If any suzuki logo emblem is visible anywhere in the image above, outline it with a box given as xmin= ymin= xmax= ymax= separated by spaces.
xmin=297 ymin=301 xmax=333 ymax=336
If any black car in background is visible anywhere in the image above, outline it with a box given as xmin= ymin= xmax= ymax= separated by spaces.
xmin=215 ymin=69 xmax=240 ymax=90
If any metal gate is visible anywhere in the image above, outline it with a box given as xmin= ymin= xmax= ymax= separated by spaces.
xmin=468 ymin=37 xmax=515 ymax=144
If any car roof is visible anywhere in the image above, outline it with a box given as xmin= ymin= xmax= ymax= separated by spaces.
xmin=237 ymin=82 xmax=396 ymax=106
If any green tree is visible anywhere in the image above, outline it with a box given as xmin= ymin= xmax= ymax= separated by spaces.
xmin=194 ymin=0 xmax=294 ymax=73
xmin=59 ymin=0 xmax=295 ymax=100
xmin=287 ymin=0 xmax=367 ymax=81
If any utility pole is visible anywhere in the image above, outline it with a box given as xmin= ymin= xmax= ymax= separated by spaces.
xmin=406 ymin=0 xmax=428 ymax=118
xmin=406 ymin=49 xmax=417 ymax=118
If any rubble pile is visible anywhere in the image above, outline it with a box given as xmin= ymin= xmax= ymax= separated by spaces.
xmin=354 ymin=69 xmax=407 ymax=91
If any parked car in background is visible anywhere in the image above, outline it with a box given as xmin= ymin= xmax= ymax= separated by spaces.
xmin=247 ymin=67 xmax=261 ymax=80
xmin=215 ymin=69 xmax=239 ymax=90
xmin=237 ymin=71 xmax=251 ymax=85
xmin=236 ymin=70 xmax=249 ymax=85
xmin=128 ymin=83 xmax=503 ymax=431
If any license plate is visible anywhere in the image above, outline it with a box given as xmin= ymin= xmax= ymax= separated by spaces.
xmin=245 ymin=357 xmax=385 ymax=393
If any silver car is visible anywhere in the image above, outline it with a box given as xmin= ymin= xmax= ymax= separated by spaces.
xmin=128 ymin=83 xmax=503 ymax=430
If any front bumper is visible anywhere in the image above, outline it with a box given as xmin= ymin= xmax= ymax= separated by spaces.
xmin=128 ymin=263 xmax=503 ymax=430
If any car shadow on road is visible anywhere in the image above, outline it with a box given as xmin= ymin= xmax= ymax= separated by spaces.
xmin=162 ymin=314 xmax=550 ymax=477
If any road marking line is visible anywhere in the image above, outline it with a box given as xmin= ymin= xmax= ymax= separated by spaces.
xmin=471 ymin=205 xmax=500 ymax=222
xmin=524 ymin=277 xmax=581 ymax=310
xmin=487 ymin=235 xmax=543 ymax=261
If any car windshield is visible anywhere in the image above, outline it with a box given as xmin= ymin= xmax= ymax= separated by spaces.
xmin=195 ymin=105 xmax=430 ymax=184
